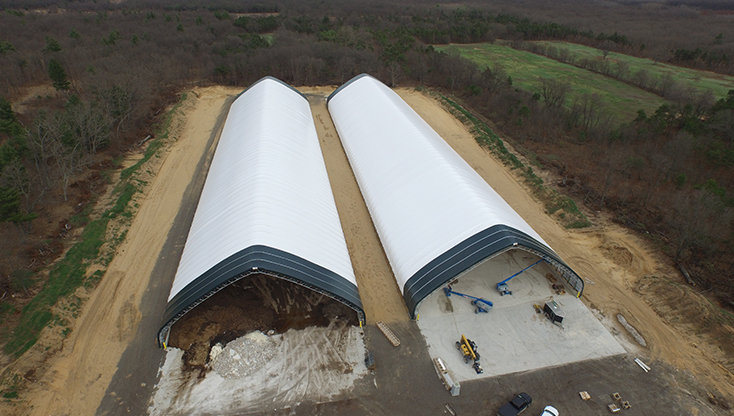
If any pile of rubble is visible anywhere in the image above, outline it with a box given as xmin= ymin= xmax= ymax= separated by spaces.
xmin=211 ymin=331 xmax=277 ymax=379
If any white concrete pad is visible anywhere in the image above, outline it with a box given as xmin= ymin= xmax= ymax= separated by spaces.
xmin=150 ymin=323 xmax=367 ymax=415
xmin=417 ymin=250 xmax=625 ymax=382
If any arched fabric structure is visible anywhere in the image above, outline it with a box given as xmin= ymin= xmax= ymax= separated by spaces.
xmin=158 ymin=76 xmax=363 ymax=347
xmin=327 ymin=74 xmax=583 ymax=319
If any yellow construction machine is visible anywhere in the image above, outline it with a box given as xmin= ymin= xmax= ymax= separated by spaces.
xmin=456 ymin=334 xmax=483 ymax=374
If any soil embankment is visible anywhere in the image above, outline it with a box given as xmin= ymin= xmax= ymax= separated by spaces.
xmin=397 ymin=88 xmax=734 ymax=399
xmin=3 ymin=85 xmax=732 ymax=416
xmin=4 ymin=86 xmax=242 ymax=416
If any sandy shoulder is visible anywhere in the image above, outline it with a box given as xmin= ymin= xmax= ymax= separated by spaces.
xmin=396 ymin=88 xmax=734 ymax=396
xmin=18 ymin=86 xmax=241 ymax=416
xmin=7 ymin=84 xmax=732 ymax=416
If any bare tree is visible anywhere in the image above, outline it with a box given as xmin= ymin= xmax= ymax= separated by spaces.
xmin=615 ymin=61 xmax=630 ymax=80
xmin=709 ymin=109 xmax=734 ymax=147
xmin=643 ymin=152 xmax=672 ymax=209
xmin=98 ymin=83 xmax=137 ymax=138
xmin=66 ymin=102 xmax=111 ymax=155
xmin=538 ymin=77 xmax=571 ymax=109
xmin=632 ymin=69 xmax=650 ymax=90
xmin=49 ymin=136 xmax=88 ymax=202
xmin=599 ymin=144 xmax=628 ymax=207
xmin=0 ymin=159 xmax=30 ymax=200
xmin=598 ymin=40 xmax=615 ymax=60
xmin=670 ymin=189 xmax=732 ymax=261
xmin=571 ymin=93 xmax=606 ymax=130
xmin=387 ymin=60 xmax=402 ymax=87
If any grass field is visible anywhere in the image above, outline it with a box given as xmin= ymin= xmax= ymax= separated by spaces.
xmin=435 ymin=43 xmax=667 ymax=124
xmin=529 ymin=40 xmax=734 ymax=100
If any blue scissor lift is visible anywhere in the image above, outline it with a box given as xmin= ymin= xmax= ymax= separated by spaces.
xmin=443 ymin=286 xmax=494 ymax=314
xmin=496 ymin=258 xmax=547 ymax=296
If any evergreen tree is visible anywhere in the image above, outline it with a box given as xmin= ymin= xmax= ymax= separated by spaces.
xmin=44 ymin=36 xmax=62 ymax=52
xmin=48 ymin=58 xmax=70 ymax=91
xmin=0 ymin=186 xmax=21 ymax=223
xmin=0 ymin=95 xmax=18 ymax=134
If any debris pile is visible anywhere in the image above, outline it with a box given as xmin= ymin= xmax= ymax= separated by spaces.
xmin=211 ymin=331 xmax=277 ymax=379
xmin=616 ymin=314 xmax=647 ymax=347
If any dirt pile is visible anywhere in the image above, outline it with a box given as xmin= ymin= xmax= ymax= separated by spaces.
xmin=168 ymin=274 xmax=358 ymax=367
xmin=150 ymin=322 xmax=367 ymax=415
xmin=211 ymin=331 xmax=277 ymax=379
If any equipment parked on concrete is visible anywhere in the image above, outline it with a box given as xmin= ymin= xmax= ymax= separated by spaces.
xmin=444 ymin=286 xmax=493 ymax=313
xmin=456 ymin=334 xmax=483 ymax=374
xmin=543 ymin=300 xmax=564 ymax=325
xmin=498 ymin=392 xmax=533 ymax=416
xmin=496 ymin=259 xmax=547 ymax=296
xmin=433 ymin=357 xmax=460 ymax=396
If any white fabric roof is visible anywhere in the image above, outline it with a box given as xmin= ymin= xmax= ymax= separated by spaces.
xmin=167 ymin=78 xmax=357 ymax=303
xmin=328 ymin=75 xmax=553 ymax=292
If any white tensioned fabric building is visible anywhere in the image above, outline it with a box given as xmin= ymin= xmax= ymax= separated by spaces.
xmin=327 ymin=74 xmax=583 ymax=319
xmin=157 ymin=77 xmax=363 ymax=347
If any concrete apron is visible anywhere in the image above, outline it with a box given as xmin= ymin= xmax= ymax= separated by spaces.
xmin=416 ymin=250 xmax=625 ymax=382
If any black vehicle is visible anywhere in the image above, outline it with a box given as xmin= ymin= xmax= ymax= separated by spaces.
xmin=498 ymin=392 xmax=533 ymax=416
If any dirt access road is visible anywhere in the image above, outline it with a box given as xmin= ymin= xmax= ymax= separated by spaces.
xmin=397 ymin=89 xmax=734 ymax=400
xmin=3 ymin=84 xmax=732 ymax=415
xmin=1 ymin=86 xmax=238 ymax=416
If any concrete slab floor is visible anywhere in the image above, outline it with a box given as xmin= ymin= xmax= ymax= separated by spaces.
xmin=416 ymin=250 xmax=625 ymax=382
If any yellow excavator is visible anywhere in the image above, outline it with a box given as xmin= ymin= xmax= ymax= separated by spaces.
xmin=456 ymin=334 xmax=483 ymax=374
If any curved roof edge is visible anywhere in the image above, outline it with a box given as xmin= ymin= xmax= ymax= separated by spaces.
xmin=403 ymin=225 xmax=584 ymax=319
xmin=157 ymin=245 xmax=364 ymax=348
xmin=236 ymin=76 xmax=309 ymax=101
xmin=327 ymin=73 xmax=374 ymax=103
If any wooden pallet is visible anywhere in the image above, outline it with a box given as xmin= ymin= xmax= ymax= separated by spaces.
xmin=377 ymin=321 xmax=401 ymax=347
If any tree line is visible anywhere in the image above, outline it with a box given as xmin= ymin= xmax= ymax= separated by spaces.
xmin=0 ymin=0 xmax=732 ymax=318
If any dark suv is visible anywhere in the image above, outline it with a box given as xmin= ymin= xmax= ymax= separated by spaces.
xmin=498 ymin=392 xmax=533 ymax=416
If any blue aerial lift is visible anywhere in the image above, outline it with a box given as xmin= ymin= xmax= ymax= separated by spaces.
xmin=496 ymin=258 xmax=547 ymax=296
xmin=443 ymin=286 xmax=494 ymax=313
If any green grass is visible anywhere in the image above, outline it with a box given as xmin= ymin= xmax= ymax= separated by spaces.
xmin=0 ymin=303 xmax=14 ymax=326
xmin=530 ymin=40 xmax=734 ymax=100
xmin=435 ymin=43 xmax=667 ymax=124
xmin=2 ymin=93 xmax=188 ymax=358
xmin=439 ymin=94 xmax=590 ymax=229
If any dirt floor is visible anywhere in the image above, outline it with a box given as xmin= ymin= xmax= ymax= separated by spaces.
xmin=2 ymin=84 xmax=733 ymax=415
xmin=168 ymin=274 xmax=358 ymax=368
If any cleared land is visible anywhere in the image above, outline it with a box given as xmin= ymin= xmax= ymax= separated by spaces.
xmin=530 ymin=40 xmax=734 ymax=100
xmin=1 ymin=86 xmax=241 ymax=416
xmin=435 ymin=43 xmax=666 ymax=123
xmin=2 ymin=85 xmax=732 ymax=416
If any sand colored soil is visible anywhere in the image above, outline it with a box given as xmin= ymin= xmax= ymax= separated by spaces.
xmin=3 ymin=86 xmax=243 ymax=416
xmin=396 ymin=88 xmax=734 ymax=398
xmin=4 ymin=84 xmax=733 ymax=416
xmin=307 ymin=92 xmax=410 ymax=324
xmin=168 ymin=274 xmax=358 ymax=368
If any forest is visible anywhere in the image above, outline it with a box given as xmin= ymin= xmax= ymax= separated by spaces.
xmin=0 ymin=0 xmax=733 ymax=355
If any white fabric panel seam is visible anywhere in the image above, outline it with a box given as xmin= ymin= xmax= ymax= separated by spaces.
xmin=328 ymin=75 xmax=553 ymax=293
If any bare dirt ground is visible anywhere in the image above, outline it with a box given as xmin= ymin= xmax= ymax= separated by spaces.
xmin=11 ymin=84 xmax=57 ymax=114
xmin=1 ymin=84 xmax=732 ymax=415
xmin=396 ymin=89 xmax=734 ymax=403
xmin=0 ymin=86 xmax=242 ymax=416
xmin=307 ymin=91 xmax=409 ymax=325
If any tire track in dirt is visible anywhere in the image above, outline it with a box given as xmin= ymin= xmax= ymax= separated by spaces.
xmin=19 ymin=86 xmax=240 ymax=416
xmin=396 ymin=88 xmax=734 ymax=399
xmin=306 ymin=91 xmax=409 ymax=324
